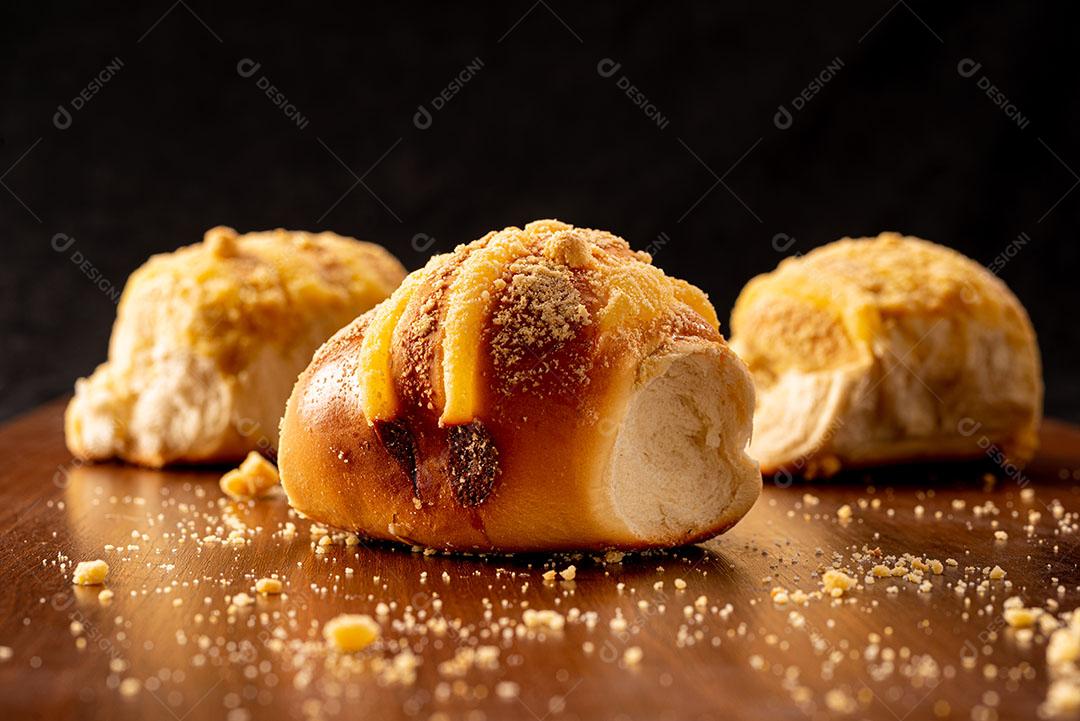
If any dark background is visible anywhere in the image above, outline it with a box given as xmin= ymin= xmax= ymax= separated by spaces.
xmin=2 ymin=2 xmax=1078 ymax=422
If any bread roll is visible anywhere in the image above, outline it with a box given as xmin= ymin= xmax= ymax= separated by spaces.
xmin=279 ymin=220 xmax=760 ymax=552
xmin=730 ymin=232 xmax=1042 ymax=478
xmin=65 ymin=227 xmax=406 ymax=467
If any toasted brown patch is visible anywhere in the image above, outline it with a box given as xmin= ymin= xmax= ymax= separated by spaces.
xmin=373 ymin=419 xmax=418 ymax=497
xmin=447 ymin=421 xmax=499 ymax=507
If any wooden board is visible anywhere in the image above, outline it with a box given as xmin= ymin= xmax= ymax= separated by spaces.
xmin=1 ymin=399 xmax=1079 ymax=721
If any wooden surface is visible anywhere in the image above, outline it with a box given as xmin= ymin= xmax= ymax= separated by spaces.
xmin=2 ymin=400 xmax=1080 ymax=721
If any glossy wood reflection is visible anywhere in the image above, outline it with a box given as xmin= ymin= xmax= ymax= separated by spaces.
xmin=1 ymin=401 xmax=1079 ymax=721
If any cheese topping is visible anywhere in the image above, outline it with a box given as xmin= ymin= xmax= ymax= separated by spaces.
xmin=355 ymin=220 xmax=721 ymax=427
xmin=357 ymin=271 xmax=429 ymax=422
xmin=440 ymin=230 xmax=529 ymax=425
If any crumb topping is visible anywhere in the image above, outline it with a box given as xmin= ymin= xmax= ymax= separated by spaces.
xmin=355 ymin=219 xmax=719 ymax=427
xmin=489 ymin=256 xmax=591 ymax=394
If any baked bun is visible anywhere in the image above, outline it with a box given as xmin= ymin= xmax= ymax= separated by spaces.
xmin=730 ymin=232 xmax=1043 ymax=478
xmin=279 ymin=219 xmax=760 ymax=552
xmin=65 ymin=227 xmax=406 ymax=467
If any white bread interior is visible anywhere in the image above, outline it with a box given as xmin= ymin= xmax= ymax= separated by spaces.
xmin=65 ymin=227 xmax=406 ymax=467
xmin=67 ymin=337 xmax=323 ymax=466
xmin=603 ymin=342 xmax=761 ymax=544
xmin=738 ymin=358 xmax=858 ymax=475
xmin=736 ymin=282 xmax=1041 ymax=477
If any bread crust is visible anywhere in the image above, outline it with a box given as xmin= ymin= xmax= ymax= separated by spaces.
xmin=65 ymin=227 xmax=406 ymax=467
xmin=279 ymin=220 xmax=760 ymax=552
xmin=731 ymin=232 xmax=1043 ymax=478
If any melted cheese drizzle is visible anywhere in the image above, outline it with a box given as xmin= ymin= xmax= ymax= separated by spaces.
xmin=439 ymin=230 xmax=528 ymax=425
xmin=357 ymin=271 xmax=427 ymax=423
xmin=355 ymin=220 xmax=721 ymax=428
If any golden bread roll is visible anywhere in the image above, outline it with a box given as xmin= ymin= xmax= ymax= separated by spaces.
xmin=279 ymin=219 xmax=760 ymax=552
xmin=730 ymin=232 xmax=1042 ymax=478
xmin=65 ymin=227 xmax=406 ymax=467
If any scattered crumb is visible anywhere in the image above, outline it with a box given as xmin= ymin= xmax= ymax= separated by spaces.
xmin=495 ymin=680 xmax=520 ymax=700
xmin=255 ymin=578 xmax=283 ymax=595
xmin=219 ymin=451 xmax=280 ymax=501
xmin=822 ymin=569 xmax=856 ymax=597
xmin=118 ymin=677 xmax=141 ymax=698
xmin=72 ymin=559 xmax=109 ymax=586
xmin=323 ymin=614 xmax=380 ymax=652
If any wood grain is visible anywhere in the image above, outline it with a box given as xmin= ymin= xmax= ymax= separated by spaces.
xmin=1 ymin=399 xmax=1079 ymax=721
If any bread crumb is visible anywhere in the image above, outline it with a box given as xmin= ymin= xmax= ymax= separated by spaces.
xmin=1004 ymin=606 xmax=1041 ymax=629
xmin=230 ymin=592 xmax=253 ymax=609
xmin=1045 ymin=679 xmax=1080 ymax=716
xmin=323 ymin=614 xmax=380 ymax=652
xmin=822 ymin=569 xmax=856 ymax=597
xmin=495 ymin=681 xmax=520 ymax=700
xmin=824 ymin=688 xmax=857 ymax=714
xmin=559 ymin=565 xmax=576 ymax=581
xmin=542 ymin=569 xmax=556 ymax=582
xmin=989 ymin=565 xmax=1007 ymax=580
xmin=994 ymin=530 xmax=1009 ymax=541
xmin=118 ymin=677 xmax=141 ymax=698
xmin=522 ymin=609 xmax=565 ymax=631
xmin=837 ymin=505 xmax=853 ymax=521
xmin=72 ymin=559 xmax=109 ymax=586
xmin=1045 ymin=612 xmax=1080 ymax=716
xmin=674 ymin=578 xmax=687 ymax=590
xmin=98 ymin=589 xmax=114 ymax=604
xmin=219 ymin=451 xmax=280 ymax=501
xmin=255 ymin=578 xmax=282 ymax=595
